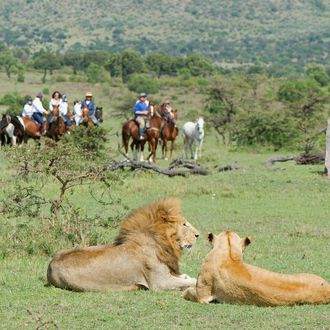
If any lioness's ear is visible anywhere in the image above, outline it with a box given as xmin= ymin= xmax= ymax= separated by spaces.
xmin=242 ymin=236 xmax=252 ymax=250
xmin=208 ymin=232 xmax=214 ymax=243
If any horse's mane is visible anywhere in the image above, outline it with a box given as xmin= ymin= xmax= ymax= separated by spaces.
xmin=114 ymin=197 xmax=183 ymax=274
xmin=10 ymin=115 xmax=24 ymax=131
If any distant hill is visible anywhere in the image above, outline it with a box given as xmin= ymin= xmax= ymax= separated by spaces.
xmin=1 ymin=0 xmax=329 ymax=67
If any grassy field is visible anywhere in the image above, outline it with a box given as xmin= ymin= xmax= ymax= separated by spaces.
xmin=0 ymin=74 xmax=330 ymax=329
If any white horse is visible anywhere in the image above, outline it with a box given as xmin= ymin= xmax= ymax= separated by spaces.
xmin=182 ymin=117 xmax=204 ymax=160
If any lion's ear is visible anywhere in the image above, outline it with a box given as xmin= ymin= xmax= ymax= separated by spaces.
xmin=208 ymin=232 xmax=214 ymax=244
xmin=242 ymin=236 xmax=252 ymax=250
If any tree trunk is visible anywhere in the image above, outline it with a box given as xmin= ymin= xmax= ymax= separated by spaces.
xmin=42 ymin=69 xmax=47 ymax=83
xmin=325 ymin=118 xmax=330 ymax=178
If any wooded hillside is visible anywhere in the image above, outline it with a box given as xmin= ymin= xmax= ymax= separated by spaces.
xmin=0 ymin=0 xmax=329 ymax=67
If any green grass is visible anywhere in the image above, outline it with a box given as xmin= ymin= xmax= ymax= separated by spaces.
xmin=0 ymin=75 xmax=330 ymax=329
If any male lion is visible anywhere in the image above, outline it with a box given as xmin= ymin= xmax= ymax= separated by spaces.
xmin=47 ymin=198 xmax=199 ymax=291
xmin=183 ymin=231 xmax=330 ymax=306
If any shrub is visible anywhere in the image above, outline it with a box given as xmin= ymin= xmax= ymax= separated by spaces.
xmin=127 ymin=73 xmax=160 ymax=94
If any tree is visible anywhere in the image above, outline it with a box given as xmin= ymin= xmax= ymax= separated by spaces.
xmin=146 ymin=52 xmax=173 ymax=77
xmin=63 ymin=52 xmax=84 ymax=74
xmin=33 ymin=50 xmax=61 ymax=83
xmin=105 ymin=53 xmax=122 ymax=78
xmin=0 ymin=53 xmax=19 ymax=78
xmin=121 ymin=49 xmax=145 ymax=82
xmin=83 ymin=51 xmax=108 ymax=68
xmin=278 ymin=79 xmax=329 ymax=152
xmin=85 ymin=63 xmax=108 ymax=83
xmin=184 ymin=54 xmax=213 ymax=76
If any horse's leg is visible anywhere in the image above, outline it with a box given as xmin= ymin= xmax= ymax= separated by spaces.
xmin=163 ymin=138 xmax=168 ymax=160
xmin=170 ymin=140 xmax=174 ymax=160
xmin=140 ymin=141 xmax=145 ymax=162
xmin=189 ymin=139 xmax=194 ymax=159
xmin=199 ymin=139 xmax=203 ymax=159
xmin=194 ymin=141 xmax=199 ymax=160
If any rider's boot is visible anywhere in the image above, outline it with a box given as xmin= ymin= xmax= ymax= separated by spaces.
xmin=138 ymin=128 xmax=145 ymax=140
xmin=35 ymin=124 xmax=41 ymax=138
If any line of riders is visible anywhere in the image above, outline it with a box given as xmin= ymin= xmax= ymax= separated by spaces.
xmin=22 ymin=91 xmax=101 ymax=137
xmin=1 ymin=91 xmax=178 ymax=160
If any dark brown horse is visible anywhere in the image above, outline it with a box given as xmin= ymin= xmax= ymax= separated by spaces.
xmin=47 ymin=105 xmax=66 ymax=141
xmin=81 ymin=107 xmax=95 ymax=128
xmin=122 ymin=104 xmax=163 ymax=163
xmin=159 ymin=104 xmax=178 ymax=160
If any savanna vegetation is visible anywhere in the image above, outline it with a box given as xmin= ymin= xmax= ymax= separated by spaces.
xmin=0 ymin=64 xmax=329 ymax=328
xmin=0 ymin=1 xmax=330 ymax=327
xmin=0 ymin=0 xmax=329 ymax=69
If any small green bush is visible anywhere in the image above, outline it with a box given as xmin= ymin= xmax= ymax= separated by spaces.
xmin=127 ymin=74 xmax=160 ymax=94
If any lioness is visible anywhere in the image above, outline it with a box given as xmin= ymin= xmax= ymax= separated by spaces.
xmin=183 ymin=231 xmax=330 ymax=306
xmin=47 ymin=198 xmax=199 ymax=291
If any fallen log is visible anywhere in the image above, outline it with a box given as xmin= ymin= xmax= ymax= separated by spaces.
xmin=215 ymin=163 xmax=241 ymax=172
xmin=266 ymin=154 xmax=325 ymax=166
xmin=108 ymin=156 xmax=209 ymax=177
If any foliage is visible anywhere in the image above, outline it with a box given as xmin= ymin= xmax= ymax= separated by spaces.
xmin=121 ymin=49 xmax=145 ymax=82
xmin=127 ymin=73 xmax=160 ymax=94
xmin=67 ymin=126 xmax=108 ymax=155
xmin=0 ymin=140 xmax=126 ymax=251
xmin=0 ymin=92 xmax=26 ymax=115
xmin=1 ymin=1 xmax=329 ymax=69
xmin=33 ymin=50 xmax=61 ymax=83
xmin=0 ymin=52 xmax=20 ymax=78
xmin=85 ymin=63 xmax=108 ymax=83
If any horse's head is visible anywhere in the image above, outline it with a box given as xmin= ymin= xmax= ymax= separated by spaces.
xmin=82 ymin=107 xmax=89 ymax=122
xmin=95 ymin=107 xmax=103 ymax=123
xmin=52 ymin=105 xmax=60 ymax=117
xmin=196 ymin=117 xmax=204 ymax=135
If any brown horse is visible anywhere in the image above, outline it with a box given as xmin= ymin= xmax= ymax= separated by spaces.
xmin=159 ymin=104 xmax=178 ymax=160
xmin=22 ymin=116 xmax=46 ymax=142
xmin=81 ymin=107 xmax=95 ymax=128
xmin=47 ymin=105 xmax=66 ymax=141
xmin=122 ymin=104 xmax=163 ymax=163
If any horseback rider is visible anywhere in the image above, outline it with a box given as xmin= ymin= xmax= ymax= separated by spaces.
xmin=32 ymin=92 xmax=49 ymax=134
xmin=133 ymin=92 xmax=149 ymax=141
xmin=162 ymin=100 xmax=177 ymax=129
xmin=48 ymin=91 xmax=62 ymax=127
xmin=22 ymin=96 xmax=34 ymax=119
xmin=60 ymin=94 xmax=70 ymax=124
xmin=81 ymin=92 xmax=99 ymax=126
xmin=73 ymin=100 xmax=82 ymax=126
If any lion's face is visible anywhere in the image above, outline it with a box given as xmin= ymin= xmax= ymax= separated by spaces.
xmin=177 ymin=218 xmax=199 ymax=251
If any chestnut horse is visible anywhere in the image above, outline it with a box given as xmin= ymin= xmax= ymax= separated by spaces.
xmin=81 ymin=107 xmax=95 ymax=128
xmin=47 ymin=105 xmax=66 ymax=141
xmin=22 ymin=114 xmax=47 ymax=142
xmin=122 ymin=104 xmax=163 ymax=162
xmin=159 ymin=104 xmax=178 ymax=160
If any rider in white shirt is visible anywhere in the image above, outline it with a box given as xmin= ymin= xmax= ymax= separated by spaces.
xmin=22 ymin=97 xmax=34 ymax=118
xmin=32 ymin=92 xmax=48 ymax=126
xmin=60 ymin=94 xmax=69 ymax=123
xmin=73 ymin=100 xmax=82 ymax=126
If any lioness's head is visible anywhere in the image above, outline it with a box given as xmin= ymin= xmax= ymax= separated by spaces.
xmin=178 ymin=218 xmax=199 ymax=251
xmin=208 ymin=231 xmax=252 ymax=261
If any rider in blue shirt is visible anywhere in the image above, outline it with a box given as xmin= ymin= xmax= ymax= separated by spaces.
xmin=133 ymin=93 xmax=149 ymax=140
xmin=81 ymin=92 xmax=99 ymax=126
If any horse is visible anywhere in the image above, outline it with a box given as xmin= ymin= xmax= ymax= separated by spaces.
xmin=182 ymin=117 xmax=205 ymax=160
xmin=0 ymin=114 xmax=25 ymax=147
xmin=46 ymin=105 xmax=66 ymax=141
xmin=95 ymin=107 xmax=103 ymax=123
xmin=159 ymin=104 xmax=178 ymax=160
xmin=122 ymin=104 xmax=163 ymax=162
xmin=81 ymin=107 xmax=95 ymax=128
xmin=22 ymin=113 xmax=48 ymax=142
